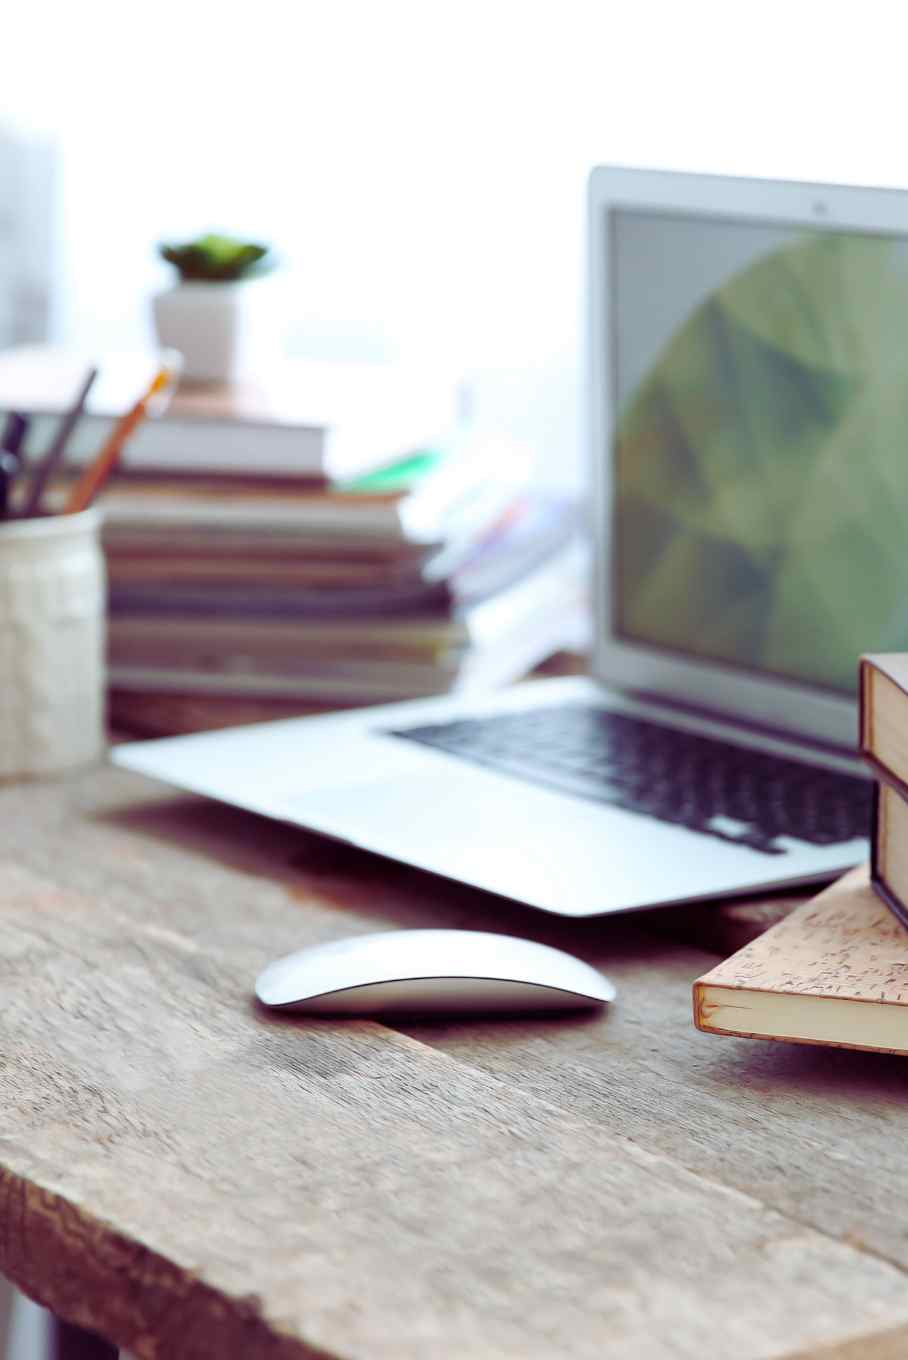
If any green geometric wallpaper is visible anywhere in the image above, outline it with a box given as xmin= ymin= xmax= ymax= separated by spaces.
xmin=615 ymin=232 xmax=908 ymax=693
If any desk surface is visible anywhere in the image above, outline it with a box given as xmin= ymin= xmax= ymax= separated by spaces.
xmin=2 ymin=764 xmax=908 ymax=1360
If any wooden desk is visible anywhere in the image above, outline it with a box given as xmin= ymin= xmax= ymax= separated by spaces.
xmin=2 ymin=763 xmax=908 ymax=1360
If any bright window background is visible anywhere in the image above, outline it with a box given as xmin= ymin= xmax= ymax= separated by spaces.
xmin=2 ymin=0 xmax=906 ymax=485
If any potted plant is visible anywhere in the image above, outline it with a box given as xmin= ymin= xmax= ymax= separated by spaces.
xmin=152 ymin=233 xmax=278 ymax=382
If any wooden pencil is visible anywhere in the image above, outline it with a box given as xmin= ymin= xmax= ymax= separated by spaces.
xmin=64 ymin=365 xmax=174 ymax=514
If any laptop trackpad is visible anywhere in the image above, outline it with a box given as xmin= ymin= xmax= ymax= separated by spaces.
xmin=276 ymin=766 xmax=701 ymax=910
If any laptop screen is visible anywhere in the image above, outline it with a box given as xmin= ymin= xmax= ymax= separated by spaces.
xmin=611 ymin=208 xmax=908 ymax=697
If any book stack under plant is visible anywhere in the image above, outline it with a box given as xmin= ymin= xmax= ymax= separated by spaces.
xmin=859 ymin=653 xmax=908 ymax=929
xmin=0 ymin=346 xmax=588 ymax=733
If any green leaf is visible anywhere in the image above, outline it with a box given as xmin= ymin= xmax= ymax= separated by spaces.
xmin=157 ymin=233 xmax=274 ymax=282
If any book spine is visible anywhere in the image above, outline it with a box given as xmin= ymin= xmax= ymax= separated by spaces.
xmin=869 ymin=778 xmax=908 ymax=931
xmin=108 ymin=580 xmax=453 ymax=619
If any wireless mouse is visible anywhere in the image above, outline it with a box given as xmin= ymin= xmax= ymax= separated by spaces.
xmin=255 ymin=928 xmax=616 ymax=1016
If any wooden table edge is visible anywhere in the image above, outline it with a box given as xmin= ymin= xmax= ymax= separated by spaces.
xmin=0 ymin=1168 xmax=332 ymax=1360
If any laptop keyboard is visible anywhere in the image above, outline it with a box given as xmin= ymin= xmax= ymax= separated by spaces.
xmin=387 ymin=704 xmax=872 ymax=855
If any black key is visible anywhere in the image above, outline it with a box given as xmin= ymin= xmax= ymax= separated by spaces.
xmin=386 ymin=704 xmax=872 ymax=856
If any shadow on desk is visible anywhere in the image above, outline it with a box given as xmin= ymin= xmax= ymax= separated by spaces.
xmin=94 ymin=787 xmax=660 ymax=957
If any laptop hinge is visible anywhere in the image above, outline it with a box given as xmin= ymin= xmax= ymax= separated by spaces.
xmin=627 ymin=688 xmax=860 ymax=763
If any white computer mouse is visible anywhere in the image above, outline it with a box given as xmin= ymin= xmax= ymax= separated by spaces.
xmin=255 ymin=928 xmax=616 ymax=1016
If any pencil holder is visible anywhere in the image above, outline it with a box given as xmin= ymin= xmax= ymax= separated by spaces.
xmin=0 ymin=510 xmax=106 ymax=779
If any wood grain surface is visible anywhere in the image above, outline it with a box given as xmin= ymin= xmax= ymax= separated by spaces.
xmin=782 ymin=1324 xmax=908 ymax=1360
xmin=1 ymin=764 xmax=906 ymax=1359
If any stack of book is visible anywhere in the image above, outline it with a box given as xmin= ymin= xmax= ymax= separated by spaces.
xmin=693 ymin=650 xmax=908 ymax=1057
xmin=859 ymin=652 xmax=908 ymax=927
xmin=0 ymin=348 xmax=587 ymax=720
xmin=94 ymin=454 xmax=586 ymax=706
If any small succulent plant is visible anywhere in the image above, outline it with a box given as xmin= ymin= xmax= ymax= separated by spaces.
xmin=158 ymin=233 xmax=274 ymax=283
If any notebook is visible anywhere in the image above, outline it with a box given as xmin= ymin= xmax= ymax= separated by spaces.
xmin=693 ymin=867 xmax=908 ymax=1054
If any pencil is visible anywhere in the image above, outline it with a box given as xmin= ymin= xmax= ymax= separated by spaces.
xmin=64 ymin=365 xmax=174 ymax=514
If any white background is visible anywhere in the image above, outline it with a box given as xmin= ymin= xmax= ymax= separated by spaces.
xmin=1 ymin=0 xmax=907 ymax=486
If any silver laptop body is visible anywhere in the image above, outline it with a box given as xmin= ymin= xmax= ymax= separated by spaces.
xmin=116 ymin=165 xmax=905 ymax=917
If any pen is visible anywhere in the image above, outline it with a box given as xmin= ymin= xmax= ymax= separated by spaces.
xmin=1 ymin=411 xmax=29 ymax=466
xmin=22 ymin=368 xmax=98 ymax=518
xmin=0 ymin=411 xmax=28 ymax=518
xmin=0 ymin=449 xmax=18 ymax=519
xmin=64 ymin=364 xmax=174 ymax=514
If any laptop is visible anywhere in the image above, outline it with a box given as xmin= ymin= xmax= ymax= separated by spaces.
xmin=114 ymin=164 xmax=900 ymax=917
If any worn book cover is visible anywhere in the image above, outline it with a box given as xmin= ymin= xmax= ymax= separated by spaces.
xmin=693 ymin=866 xmax=908 ymax=1054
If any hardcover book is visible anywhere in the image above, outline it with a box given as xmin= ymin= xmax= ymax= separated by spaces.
xmin=0 ymin=345 xmax=458 ymax=481
xmin=693 ymin=867 xmax=908 ymax=1054
xmin=871 ymin=780 xmax=908 ymax=930
xmin=859 ymin=652 xmax=908 ymax=796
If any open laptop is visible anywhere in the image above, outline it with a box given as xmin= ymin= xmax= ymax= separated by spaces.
xmin=115 ymin=164 xmax=904 ymax=917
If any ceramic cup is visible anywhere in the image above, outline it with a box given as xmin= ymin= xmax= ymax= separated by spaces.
xmin=0 ymin=509 xmax=106 ymax=779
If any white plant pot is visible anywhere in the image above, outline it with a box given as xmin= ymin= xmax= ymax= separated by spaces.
xmin=152 ymin=278 xmax=279 ymax=382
